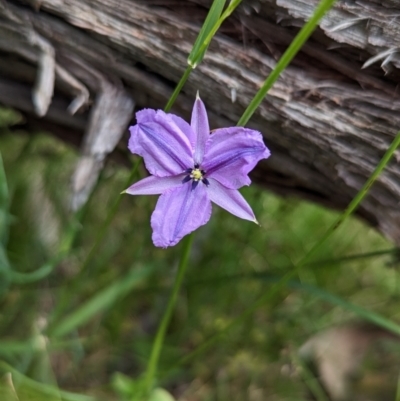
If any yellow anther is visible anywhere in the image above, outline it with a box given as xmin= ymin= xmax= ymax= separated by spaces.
xmin=191 ymin=169 xmax=203 ymax=180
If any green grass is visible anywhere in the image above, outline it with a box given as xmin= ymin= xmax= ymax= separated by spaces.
xmin=0 ymin=129 xmax=398 ymax=401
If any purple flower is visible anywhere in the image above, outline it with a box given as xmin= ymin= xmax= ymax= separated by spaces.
xmin=125 ymin=94 xmax=270 ymax=248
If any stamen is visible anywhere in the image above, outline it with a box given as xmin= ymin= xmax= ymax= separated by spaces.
xmin=191 ymin=169 xmax=203 ymax=181
xmin=192 ymin=180 xmax=199 ymax=191
xmin=184 ymin=164 xmax=210 ymax=190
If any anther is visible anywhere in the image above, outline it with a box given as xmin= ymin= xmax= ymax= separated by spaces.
xmin=192 ymin=180 xmax=199 ymax=191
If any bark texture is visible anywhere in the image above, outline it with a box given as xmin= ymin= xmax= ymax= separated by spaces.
xmin=1 ymin=0 xmax=400 ymax=242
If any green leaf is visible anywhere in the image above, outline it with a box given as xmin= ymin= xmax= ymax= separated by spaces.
xmin=112 ymin=373 xmax=167 ymax=401
xmin=187 ymin=0 xmax=226 ymax=68
xmin=112 ymin=372 xmax=137 ymax=398
xmin=0 ymin=151 xmax=11 ymax=294
xmin=295 ymin=281 xmax=400 ymax=336
xmin=49 ymin=266 xmax=154 ymax=338
xmin=240 ymin=273 xmax=400 ymax=335
xmin=173 ymin=270 xmax=400 ymax=370
xmin=165 ymin=0 xmax=242 ymax=111
xmin=0 ymin=340 xmax=34 ymax=357
xmin=0 ymin=150 xmax=9 ymax=244
xmin=10 ymin=262 xmax=55 ymax=284
xmin=0 ymin=362 xmax=96 ymax=401
xmin=0 ymin=245 xmax=11 ymax=295
xmin=149 ymin=388 xmax=176 ymax=401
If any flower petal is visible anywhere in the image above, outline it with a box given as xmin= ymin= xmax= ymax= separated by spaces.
xmin=138 ymin=108 xmax=195 ymax=146
xmin=202 ymin=128 xmax=270 ymax=189
xmin=125 ymin=175 xmax=184 ymax=195
xmin=207 ymin=178 xmax=257 ymax=222
xmin=170 ymin=115 xmax=196 ymax=149
xmin=151 ymin=182 xmax=212 ymax=248
xmin=128 ymin=109 xmax=194 ymax=177
xmin=191 ymin=94 xmax=210 ymax=165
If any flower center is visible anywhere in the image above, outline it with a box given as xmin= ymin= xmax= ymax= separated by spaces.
xmin=182 ymin=164 xmax=210 ymax=190
xmin=191 ymin=168 xmax=203 ymax=181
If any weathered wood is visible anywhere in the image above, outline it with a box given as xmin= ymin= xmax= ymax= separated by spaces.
xmin=1 ymin=0 xmax=400 ymax=242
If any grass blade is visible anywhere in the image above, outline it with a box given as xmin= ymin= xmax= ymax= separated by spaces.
xmin=49 ymin=266 xmax=154 ymax=338
xmin=294 ymin=281 xmax=400 ymax=335
xmin=297 ymin=131 xmax=400 ymax=269
xmin=237 ymin=0 xmax=337 ymax=126
xmin=187 ymin=0 xmax=226 ymax=68
xmin=165 ymin=0 xmax=242 ymax=112
xmin=0 ymin=151 xmax=11 ymax=293
xmin=0 ymin=362 xmax=96 ymax=401
xmin=0 ymin=151 xmax=9 ymax=244
xmin=170 ymin=272 xmax=400 ymax=372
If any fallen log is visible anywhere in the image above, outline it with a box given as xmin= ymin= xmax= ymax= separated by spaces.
xmin=1 ymin=0 xmax=400 ymax=242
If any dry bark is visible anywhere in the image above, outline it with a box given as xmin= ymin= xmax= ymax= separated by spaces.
xmin=1 ymin=0 xmax=400 ymax=243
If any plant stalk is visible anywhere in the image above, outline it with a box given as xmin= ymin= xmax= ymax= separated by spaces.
xmin=143 ymin=233 xmax=194 ymax=395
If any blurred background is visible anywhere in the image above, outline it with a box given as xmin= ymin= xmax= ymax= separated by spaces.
xmin=1 ymin=106 xmax=400 ymax=401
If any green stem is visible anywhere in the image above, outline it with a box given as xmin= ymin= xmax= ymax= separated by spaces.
xmin=237 ymin=0 xmax=337 ymax=127
xmin=189 ymin=0 xmax=242 ymax=67
xmin=396 ymin=372 xmax=400 ymax=401
xmin=306 ymin=247 xmax=399 ymax=267
xmin=164 ymin=67 xmax=193 ymax=112
xmin=143 ymin=233 xmax=194 ymax=395
xmin=0 ymin=361 xmax=94 ymax=401
xmin=164 ymin=0 xmax=242 ymax=111
xmin=296 ymin=131 xmax=400 ymax=270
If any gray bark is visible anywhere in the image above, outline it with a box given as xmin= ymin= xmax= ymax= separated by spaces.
xmin=1 ymin=0 xmax=400 ymax=243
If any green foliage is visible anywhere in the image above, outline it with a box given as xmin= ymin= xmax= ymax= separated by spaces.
xmin=187 ymin=0 xmax=226 ymax=68
xmin=0 ymin=129 xmax=398 ymax=400
xmin=1 ymin=0 xmax=399 ymax=400
xmin=49 ymin=266 xmax=156 ymax=338
xmin=0 ymin=150 xmax=11 ymax=294
xmin=112 ymin=373 xmax=176 ymax=401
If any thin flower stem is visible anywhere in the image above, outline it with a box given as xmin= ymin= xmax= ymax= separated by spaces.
xmin=396 ymin=372 xmax=400 ymax=401
xmin=237 ymin=0 xmax=337 ymax=127
xmin=296 ymin=131 xmax=400 ymax=270
xmin=189 ymin=0 xmax=242 ymax=67
xmin=164 ymin=0 xmax=242 ymax=111
xmin=144 ymin=232 xmax=194 ymax=395
xmin=164 ymin=66 xmax=193 ymax=112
